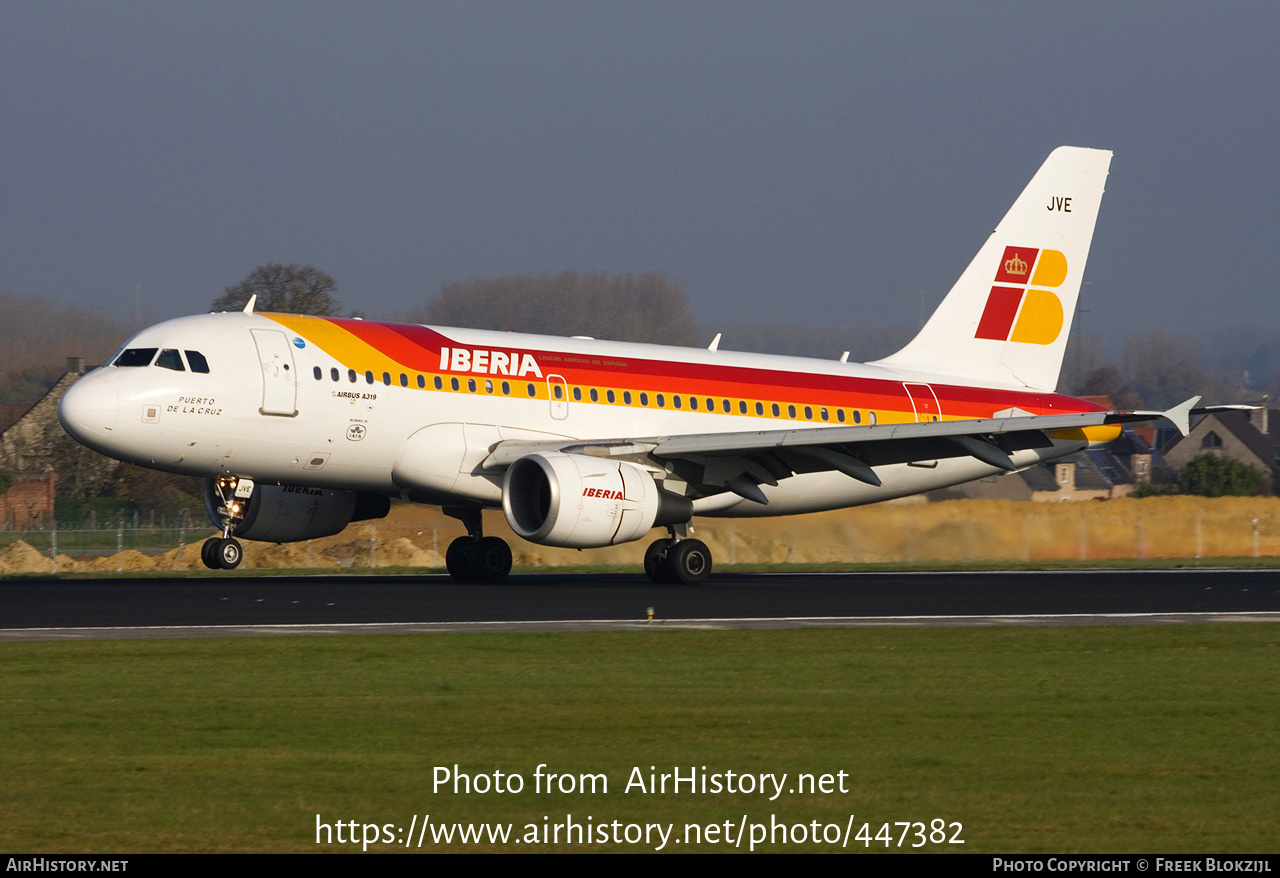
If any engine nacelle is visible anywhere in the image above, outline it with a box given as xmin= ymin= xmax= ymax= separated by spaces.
xmin=502 ymin=452 xmax=693 ymax=548
xmin=204 ymin=479 xmax=390 ymax=543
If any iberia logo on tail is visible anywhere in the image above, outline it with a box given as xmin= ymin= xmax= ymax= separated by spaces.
xmin=974 ymin=246 xmax=1068 ymax=345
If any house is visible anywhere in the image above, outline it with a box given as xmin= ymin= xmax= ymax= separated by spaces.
xmin=1164 ymin=406 xmax=1278 ymax=493
xmin=0 ymin=359 xmax=86 ymax=527
xmin=934 ymin=428 xmax=1172 ymax=502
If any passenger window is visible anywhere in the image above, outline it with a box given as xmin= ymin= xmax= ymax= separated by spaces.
xmin=527 ymin=383 xmax=536 ymax=397
xmin=606 ymin=389 xmax=615 ymax=403
xmin=365 ymin=370 xmax=374 ymax=384
xmin=640 ymin=392 xmax=649 ymax=406
xmin=502 ymin=381 xmax=510 ymax=396
xmin=589 ymin=388 xmax=598 ymax=402
xmin=399 ymin=373 xmax=408 ymax=387
xmin=330 ymin=368 xmax=339 ymax=381
xmin=185 ymin=351 xmax=210 ymax=373
xmin=484 ymin=379 xmax=493 ymax=394
xmin=313 ymin=366 xmax=322 ymax=380
xmin=382 ymin=372 xmax=392 ymax=386
xmin=467 ymin=378 xmax=476 ymax=392
xmin=674 ymin=396 xmax=682 ymax=409
xmin=451 ymin=377 xmax=460 ymax=391
xmin=623 ymin=391 xmax=632 ymax=405
xmin=852 ymin=410 xmax=862 ymax=424
xmin=417 ymin=375 xmax=426 ymax=388
xmin=838 ymin=409 xmax=846 ymax=423
xmin=115 ymin=348 xmax=157 ymax=367
xmin=755 ymin=402 xmax=763 ymax=415
xmin=772 ymin=403 xmax=780 ymax=417
xmin=688 ymin=396 xmax=697 ymax=410
xmin=738 ymin=400 xmax=746 ymax=414
xmin=434 ymin=376 xmax=443 ymax=389
xmin=155 ymin=349 xmax=185 ymax=371
xmin=804 ymin=406 xmax=812 ymax=420
xmin=573 ymin=387 xmax=582 ymax=401
xmin=554 ymin=384 xmax=563 ymax=399
xmin=788 ymin=404 xmax=796 ymax=419
xmin=820 ymin=408 xmax=828 ymax=421
xmin=348 ymin=369 xmax=357 ymax=383
xmin=657 ymin=394 xmax=665 ymax=408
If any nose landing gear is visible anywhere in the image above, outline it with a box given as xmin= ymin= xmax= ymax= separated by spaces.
xmin=201 ymin=476 xmax=251 ymax=570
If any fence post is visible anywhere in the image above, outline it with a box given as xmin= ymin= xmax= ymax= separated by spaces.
xmin=1195 ymin=516 xmax=1202 ymax=560
xmin=1137 ymin=515 xmax=1146 ymax=560
xmin=117 ymin=519 xmax=124 ymax=573
xmin=1078 ymin=516 xmax=1088 ymax=562
xmin=50 ymin=525 xmax=57 ymax=573
xmin=1253 ymin=519 xmax=1260 ymax=558
xmin=370 ymin=524 xmax=377 ymax=568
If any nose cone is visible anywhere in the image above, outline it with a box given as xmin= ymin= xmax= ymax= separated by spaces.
xmin=58 ymin=372 xmax=120 ymax=452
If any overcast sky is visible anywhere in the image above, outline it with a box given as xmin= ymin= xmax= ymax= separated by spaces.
xmin=1 ymin=2 xmax=1276 ymax=344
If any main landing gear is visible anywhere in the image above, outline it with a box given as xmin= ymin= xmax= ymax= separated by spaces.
xmin=644 ymin=523 xmax=712 ymax=585
xmin=443 ymin=506 xmax=513 ymax=583
xmin=202 ymin=475 xmax=249 ymax=570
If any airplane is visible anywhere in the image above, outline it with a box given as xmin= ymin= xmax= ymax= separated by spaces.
xmin=57 ymin=146 xmax=1218 ymax=584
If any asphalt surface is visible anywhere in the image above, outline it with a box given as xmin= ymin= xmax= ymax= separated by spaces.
xmin=2 ymin=568 xmax=1280 ymax=640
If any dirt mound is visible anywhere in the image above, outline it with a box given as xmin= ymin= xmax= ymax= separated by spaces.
xmin=0 ymin=540 xmax=52 ymax=574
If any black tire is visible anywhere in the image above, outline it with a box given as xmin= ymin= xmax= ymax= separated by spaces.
xmin=445 ymin=537 xmax=474 ymax=582
xmin=644 ymin=539 xmax=673 ymax=584
xmin=473 ymin=537 xmax=513 ymax=583
xmin=668 ymin=539 xmax=712 ymax=585
xmin=201 ymin=538 xmax=220 ymax=570
xmin=217 ymin=537 xmax=243 ymax=570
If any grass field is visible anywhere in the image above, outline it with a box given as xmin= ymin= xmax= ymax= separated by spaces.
xmin=1 ymin=625 xmax=1278 ymax=853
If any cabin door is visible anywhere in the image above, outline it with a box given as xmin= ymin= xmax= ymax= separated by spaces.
xmin=251 ymin=329 xmax=298 ymax=417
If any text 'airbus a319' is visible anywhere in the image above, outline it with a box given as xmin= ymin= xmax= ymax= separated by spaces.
xmin=59 ymin=146 xmax=1217 ymax=584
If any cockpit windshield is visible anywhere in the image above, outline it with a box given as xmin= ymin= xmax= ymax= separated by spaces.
xmin=114 ymin=348 xmax=157 ymax=367
xmin=112 ymin=347 xmax=211 ymax=372
xmin=155 ymin=349 xmax=185 ymax=371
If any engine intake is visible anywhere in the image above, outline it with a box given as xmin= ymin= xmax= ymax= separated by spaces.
xmin=502 ymin=452 xmax=692 ymax=548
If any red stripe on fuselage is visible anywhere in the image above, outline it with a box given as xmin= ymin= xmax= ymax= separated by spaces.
xmin=307 ymin=317 xmax=1102 ymax=419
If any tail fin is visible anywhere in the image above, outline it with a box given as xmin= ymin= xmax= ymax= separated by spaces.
xmin=871 ymin=146 xmax=1112 ymax=391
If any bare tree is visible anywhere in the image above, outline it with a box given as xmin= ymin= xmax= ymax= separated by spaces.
xmin=418 ymin=272 xmax=699 ymax=346
xmin=1123 ymin=332 xmax=1223 ymax=410
xmin=212 ymin=265 xmax=342 ymax=315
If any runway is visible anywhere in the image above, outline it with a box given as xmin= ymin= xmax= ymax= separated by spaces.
xmin=3 ymin=567 xmax=1280 ymax=640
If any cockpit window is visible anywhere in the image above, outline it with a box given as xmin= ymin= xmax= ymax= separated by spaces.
xmin=114 ymin=348 xmax=157 ymax=367
xmin=155 ymin=349 xmax=185 ymax=371
xmin=185 ymin=351 xmax=210 ymax=373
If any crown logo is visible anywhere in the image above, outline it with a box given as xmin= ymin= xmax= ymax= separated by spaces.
xmin=1004 ymin=252 xmax=1028 ymax=276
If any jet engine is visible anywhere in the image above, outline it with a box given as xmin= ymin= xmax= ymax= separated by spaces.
xmin=203 ymin=479 xmax=390 ymax=543
xmin=502 ymin=452 xmax=693 ymax=548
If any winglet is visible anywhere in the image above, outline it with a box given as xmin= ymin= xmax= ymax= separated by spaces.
xmin=708 ymin=333 xmax=721 ymax=352
xmin=243 ymin=294 xmax=257 ymax=314
xmin=1164 ymin=396 xmax=1201 ymax=437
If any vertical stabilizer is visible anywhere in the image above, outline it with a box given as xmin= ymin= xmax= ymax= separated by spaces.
xmin=871 ymin=146 xmax=1112 ymax=391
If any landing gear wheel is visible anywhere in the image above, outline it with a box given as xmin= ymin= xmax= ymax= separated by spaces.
xmin=216 ymin=537 xmax=243 ymax=570
xmin=667 ymin=539 xmax=712 ymax=585
xmin=472 ymin=536 xmax=512 ymax=583
xmin=446 ymin=537 xmax=474 ymax=581
xmin=201 ymin=538 xmax=220 ymax=570
xmin=644 ymin=539 xmax=674 ymax=584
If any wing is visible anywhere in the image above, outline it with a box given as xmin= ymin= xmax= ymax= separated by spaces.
xmin=480 ymin=398 xmax=1234 ymax=505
